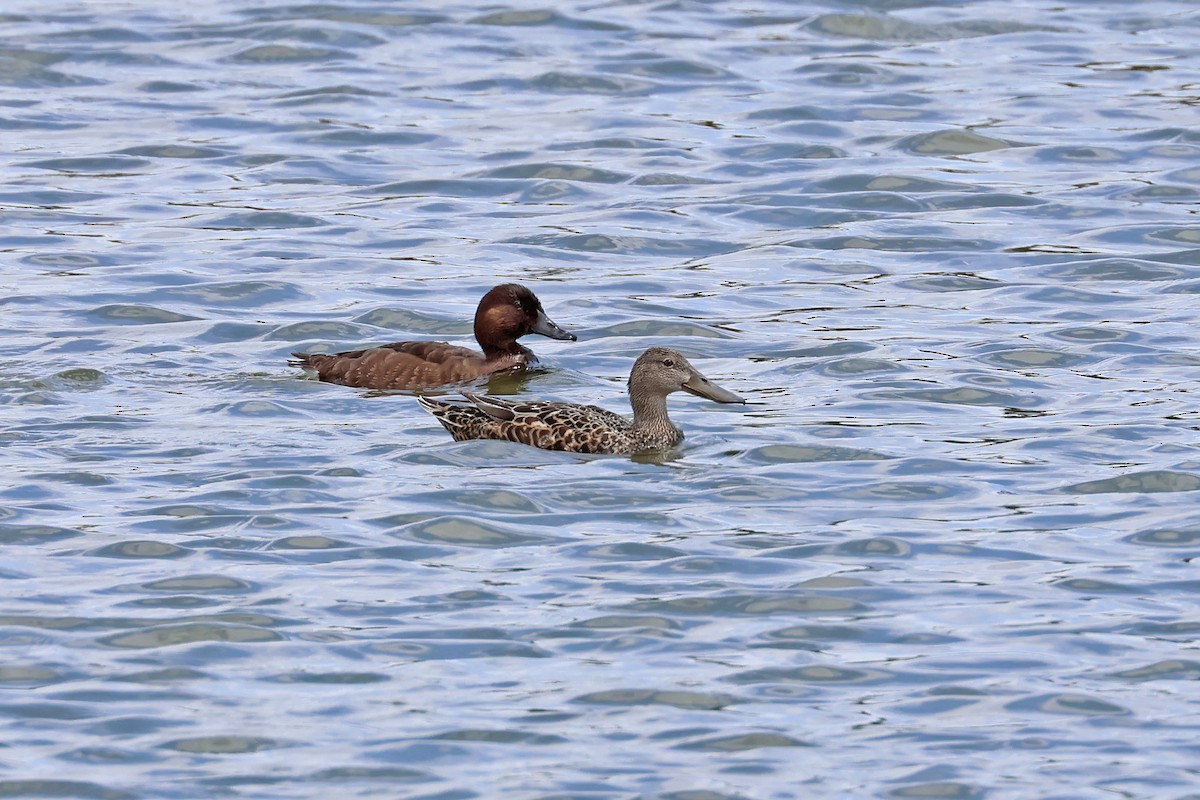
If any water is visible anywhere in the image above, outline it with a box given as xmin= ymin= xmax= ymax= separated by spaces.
xmin=3 ymin=0 xmax=1200 ymax=797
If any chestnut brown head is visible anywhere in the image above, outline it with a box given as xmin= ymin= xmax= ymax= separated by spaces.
xmin=473 ymin=283 xmax=576 ymax=357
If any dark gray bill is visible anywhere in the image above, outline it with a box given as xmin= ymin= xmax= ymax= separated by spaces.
xmin=530 ymin=309 xmax=577 ymax=341
xmin=682 ymin=370 xmax=744 ymax=404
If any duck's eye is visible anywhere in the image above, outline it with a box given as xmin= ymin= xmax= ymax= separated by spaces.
xmin=662 ymin=359 xmax=675 ymax=367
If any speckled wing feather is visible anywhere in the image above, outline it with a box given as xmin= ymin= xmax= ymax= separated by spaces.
xmin=419 ymin=394 xmax=636 ymax=454
xmin=291 ymin=341 xmax=523 ymax=390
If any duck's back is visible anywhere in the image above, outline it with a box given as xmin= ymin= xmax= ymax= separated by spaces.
xmin=293 ymin=341 xmax=522 ymax=391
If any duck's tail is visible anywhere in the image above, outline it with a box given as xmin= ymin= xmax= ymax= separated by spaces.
xmin=288 ymin=352 xmax=318 ymax=369
xmin=416 ymin=395 xmax=448 ymax=413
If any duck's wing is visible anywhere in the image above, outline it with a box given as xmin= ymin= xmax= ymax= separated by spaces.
xmin=461 ymin=393 xmax=559 ymax=421
xmin=374 ymin=341 xmax=483 ymax=362
xmin=463 ymin=392 xmax=624 ymax=424
xmin=451 ymin=393 xmax=633 ymax=453
xmin=291 ymin=342 xmax=519 ymax=390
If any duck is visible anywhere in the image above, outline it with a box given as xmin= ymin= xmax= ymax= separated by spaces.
xmin=418 ymin=346 xmax=744 ymax=454
xmin=290 ymin=283 xmax=576 ymax=391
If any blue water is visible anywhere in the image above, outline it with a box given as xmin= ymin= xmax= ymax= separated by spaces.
xmin=3 ymin=1 xmax=1200 ymax=798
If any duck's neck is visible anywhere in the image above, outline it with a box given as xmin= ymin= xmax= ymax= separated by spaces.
xmin=480 ymin=339 xmax=530 ymax=361
xmin=629 ymin=391 xmax=678 ymax=438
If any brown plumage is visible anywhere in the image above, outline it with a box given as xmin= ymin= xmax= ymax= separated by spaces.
xmin=418 ymin=347 xmax=745 ymax=454
xmin=290 ymin=284 xmax=576 ymax=391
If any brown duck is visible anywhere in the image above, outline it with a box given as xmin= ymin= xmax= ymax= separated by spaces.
xmin=290 ymin=283 xmax=576 ymax=391
xmin=418 ymin=346 xmax=744 ymax=454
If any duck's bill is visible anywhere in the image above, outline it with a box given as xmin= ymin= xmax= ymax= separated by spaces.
xmin=682 ymin=372 xmax=745 ymax=404
xmin=531 ymin=310 xmax=577 ymax=341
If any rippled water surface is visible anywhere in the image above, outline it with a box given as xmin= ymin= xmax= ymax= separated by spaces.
xmin=4 ymin=1 xmax=1200 ymax=797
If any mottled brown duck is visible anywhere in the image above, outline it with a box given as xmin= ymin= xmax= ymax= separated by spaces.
xmin=418 ymin=346 xmax=744 ymax=454
xmin=290 ymin=283 xmax=576 ymax=391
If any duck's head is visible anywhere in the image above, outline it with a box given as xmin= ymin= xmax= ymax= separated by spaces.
xmin=629 ymin=346 xmax=744 ymax=403
xmin=474 ymin=283 xmax=577 ymax=354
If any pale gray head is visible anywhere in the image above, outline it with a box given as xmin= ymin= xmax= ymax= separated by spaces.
xmin=628 ymin=346 xmax=744 ymax=404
